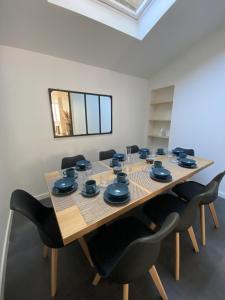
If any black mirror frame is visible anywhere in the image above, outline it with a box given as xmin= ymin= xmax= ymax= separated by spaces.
xmin=48 ymin=88 xmax=113 ymax=138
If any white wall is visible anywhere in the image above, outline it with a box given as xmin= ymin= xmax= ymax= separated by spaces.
xmin=148 ymin=26 xmax=225 ymax=196
xmin=1 ymin=45 xmax=148 ymax=196
xmin=0 ymin=45 xmax=14 ymax=299
xmin=0 ymin=45 xmax=148 ymax=297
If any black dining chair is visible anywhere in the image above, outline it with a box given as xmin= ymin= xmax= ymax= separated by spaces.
xmin=143 ymin=181 xmax=218 ymax=280
xmin=172 ymin=170 xmax=225 ymax=246
xmin=99 ymin=149 xmax=116 ymax=161
xmin=61 ymin=154 xmax=86 ymax=169
xmin=126 ymin=145 xmax=139 ymax=154
xmin=10 ymin=189 xmax=94 ymax=297
xmin=88 ymin=213 xmax=179 ymax=300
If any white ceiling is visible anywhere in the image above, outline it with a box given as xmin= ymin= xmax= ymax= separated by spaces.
xmin=1 ymin=0 xmax=225 ymax=78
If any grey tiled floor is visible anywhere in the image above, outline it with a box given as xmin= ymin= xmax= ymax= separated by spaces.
xmin=4 ymin=198 xmax=225 ymax=300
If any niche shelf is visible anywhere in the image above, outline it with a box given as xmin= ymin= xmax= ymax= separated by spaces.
xmin=148 ymin=85 xmax=174 ymax=149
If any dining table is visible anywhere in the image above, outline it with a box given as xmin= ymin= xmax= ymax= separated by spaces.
xmin=44 ymin=154 xmax=213 ymax=248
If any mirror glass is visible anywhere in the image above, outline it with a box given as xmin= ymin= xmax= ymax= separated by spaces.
xmin=86 ymin=94 xmax=100 ymax=134
xmin=100 ymin=96 xmax=112 ymax=133
xmin=70 ymin=92 xmax=86 ymax=135
xmin=49 ymin=89 xmax=112 ymax=137
xmin=50 ymin=90 xmax=73 ymax=137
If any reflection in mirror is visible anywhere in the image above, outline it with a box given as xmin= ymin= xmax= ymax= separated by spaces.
xmin=49 ymin=89 xmax=112 ymax=137
xmin=86 ymin=94 xmax=100 ymax=134
xmin=50 ymin=90 xmax=73 ymax=136
xmin=70 ymin=93 xmax=87 ymax=135
xmin=100 ymin=96 xmax=112 ymax=133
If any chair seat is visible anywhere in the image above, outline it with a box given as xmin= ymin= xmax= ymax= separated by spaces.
xmin=88 ymin=217 xmax=153 ymax=278
xmin=172 ymin=181 xmax=205 ymax=202
xmin=143 ymin=194 xmax=187 ymax=226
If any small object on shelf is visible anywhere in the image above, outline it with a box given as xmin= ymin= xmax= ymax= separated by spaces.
xmin=159 ymin=128 xmax=167 ymax=137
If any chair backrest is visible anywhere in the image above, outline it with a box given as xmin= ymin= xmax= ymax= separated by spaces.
xmin=99 ymin=149 xmax=116 ymax=161
xmin=10 ymin=189 xmax=63 ymax=248
xmin=201 ymin=170 xmax=225 ymax=205
xmin=61 ymin=154 xmax=86 ymax=169
xmin=126 ymin=145 xmax=139 ymax=154
xmin=108 ymin=213 xmax=179 ymax=283
xmin=176 ymin=181 xmax=218 ymax=232
xmin=212 ymin=170 xmax=225 ymax=186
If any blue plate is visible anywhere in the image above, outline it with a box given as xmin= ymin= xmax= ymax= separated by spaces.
xmin=139 ymin=148 xmax=150 ymax=155
xmin=52 ymin=182 xmax=78 ymax=196
xmin=81 ymin=186 xmax=100 ymax=198
xmin=106 ymin=183 xmax=129 ymax=198
xmin=150 ymin=172 xmax=172 ymax=183
xmin=113 ymin=153 xmax=125 ymax=161
xmin=54 ymin=177 xmax=75 ymax=191
xmin=178 ymin=162 xmax=197 ymax=169
xmin=179 ymin=158 xmax=196 ymax=166
xmin=139 ymin=154 xmax=147 ymax=159
xmin=104 ymin=191 xmax=130 ymax=206
xmin=113 ymin=178 xmax=129 ymax=185
xmin=152 ymin=167 xmax=171 ymax=179
xmin=76 ymin=160 xmax=90 ymax=167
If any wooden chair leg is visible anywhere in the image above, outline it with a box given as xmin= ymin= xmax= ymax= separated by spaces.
xmin=187 ymin=226 xmax=199 ymax=253
xmin=208 ymin=203 xmax=219 ymax=228
xmin=78 ymin=237 xmax=94 ymax=267
xmin=123 ymin=284 xmax=129 ymax=300
xmin=149 ymin=222 xmax=157 ymax=231
xmin=43 ymin=245 xmax=48 ymax=259
xmin=51 ymin=249 xmax=58 ymax=298
xmin=200 ymin=205 xmax=206 ymax=246
xmin=175 ymin=232 xmax=180 ymax=281
xmin=149 ymin=265 xmax=168 ymax=300
xmin=92 ymin=273 xmax=101 ymax=286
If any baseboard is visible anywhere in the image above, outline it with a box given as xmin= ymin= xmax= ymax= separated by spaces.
xmin=35 ymin=192 xmax=49 ymax=200
xmin=0 ymin=211 xmax=13 ymax=300
xmin=219 ymin=191 xmax=225 ymax=199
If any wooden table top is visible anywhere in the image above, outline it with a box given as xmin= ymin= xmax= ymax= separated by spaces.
xmin=44 ymin=154 xmax=213 ymax=245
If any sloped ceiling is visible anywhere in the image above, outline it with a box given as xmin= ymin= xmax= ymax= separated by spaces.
xmin=1 ymin=0 xmax=225 ymax=78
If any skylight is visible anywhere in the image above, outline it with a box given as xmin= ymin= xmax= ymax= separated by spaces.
xmin=48 ymin=0 xmax=176 ymax=40
xmin=99 ymin=0 xmax=152 ymax=19
xmin=116 ymin=0 xmax=145 ymax=11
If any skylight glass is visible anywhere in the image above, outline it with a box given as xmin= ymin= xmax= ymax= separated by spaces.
xmin=99 ymin=0 xmax=152 ymax=18
xmin=115 ymin=0 xmax=145 ymax=12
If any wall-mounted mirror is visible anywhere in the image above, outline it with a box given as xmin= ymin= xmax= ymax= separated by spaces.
xmin=49 ymin=89 xmax=112 ymax=138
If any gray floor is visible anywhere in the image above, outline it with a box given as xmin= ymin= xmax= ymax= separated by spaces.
xmin=4 ymin=198 xmax=225 ymax=300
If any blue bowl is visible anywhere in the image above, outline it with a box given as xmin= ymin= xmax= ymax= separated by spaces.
xmin=113 ymin=153 xmax=125 ymax=161
xmin=152 ymin=167 xmax=171 ymax=179
xmin=180 ymin=158 xmax=196 ymax=166
xmin=139 ymin=148 xmax=150 ymax=155
xmin=107 ymin=183 xmax=129 ymax=198
xmin=76 ymin=160 xmax=90 ymax=168
xmin=172 ymin=147 xmax=184 ymax=156
xmin=54 ymin=177 xmax=75 ymax=192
